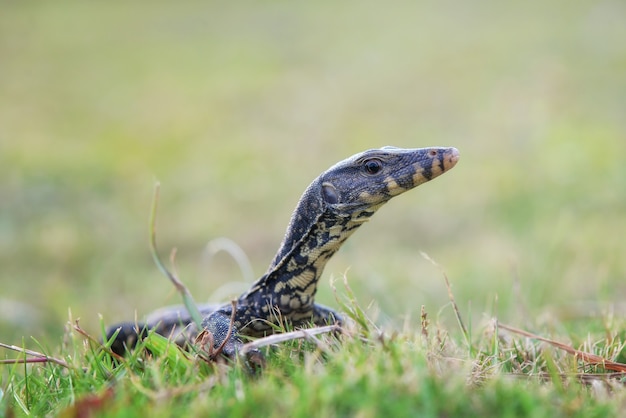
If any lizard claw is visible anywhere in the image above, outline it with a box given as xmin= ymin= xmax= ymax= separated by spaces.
xmin=196 ymin=328 xmax=266 ymax=371
xmin=240 ymin=347 xmax=266 ymax=372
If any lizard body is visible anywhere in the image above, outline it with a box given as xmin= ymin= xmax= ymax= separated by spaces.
xmin=106 ymin=146 xmax=459 ymax=360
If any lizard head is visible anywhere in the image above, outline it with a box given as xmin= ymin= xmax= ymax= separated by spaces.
xmin=319 ymin=146 xmax=460 ymax=214
xmin=267 ymin=146 xmax=459 ymax=270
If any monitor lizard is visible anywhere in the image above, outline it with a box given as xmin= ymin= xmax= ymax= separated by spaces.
xmin=105 ymin=146 xmax=460 ymax=364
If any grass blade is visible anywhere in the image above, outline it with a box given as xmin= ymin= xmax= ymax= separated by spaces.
xmin=149 ymin=182 xmax=203 ymax=329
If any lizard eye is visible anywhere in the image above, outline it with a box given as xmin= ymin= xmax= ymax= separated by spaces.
xmin=363 ymin=158 xmax=383 ymax=175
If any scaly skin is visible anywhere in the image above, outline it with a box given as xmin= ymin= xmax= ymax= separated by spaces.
xmin=105 ymin=146 xmax=460 ymax=361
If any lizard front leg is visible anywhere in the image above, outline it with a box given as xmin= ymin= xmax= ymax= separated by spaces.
xmin=199 ymin=302 xmax=341 ymax=368
xmin=200 ymin=306 xmax=265 ymax=367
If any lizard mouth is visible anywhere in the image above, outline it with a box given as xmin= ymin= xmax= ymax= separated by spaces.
xmin=447 ymin=147 xmax=460 ymax=167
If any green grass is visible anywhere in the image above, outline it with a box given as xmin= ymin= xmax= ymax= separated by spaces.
xmin=1 ymin=296 xmax=624 ymax=417
xmin=1 ymin=0 xmax=626 ymax=416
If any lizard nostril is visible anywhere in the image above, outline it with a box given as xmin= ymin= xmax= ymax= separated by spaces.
xmin=429 ymin=149 xmax=438 ymax=157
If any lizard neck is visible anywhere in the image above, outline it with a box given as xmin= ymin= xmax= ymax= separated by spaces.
xmin=251 ymin=211 xmax=373 ymax=311
xmin=242 ymin=177 xmax=383 ymax=311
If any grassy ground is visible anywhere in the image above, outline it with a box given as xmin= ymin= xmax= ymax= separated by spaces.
xmin=1 ymin=0 xmax=625 ymax=416
xmin=2 ymin=302 xmax=625 ymax=417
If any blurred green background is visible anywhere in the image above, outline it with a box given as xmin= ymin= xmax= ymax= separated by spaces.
xmin=1 ymin=1 xmax=625 ymax=344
